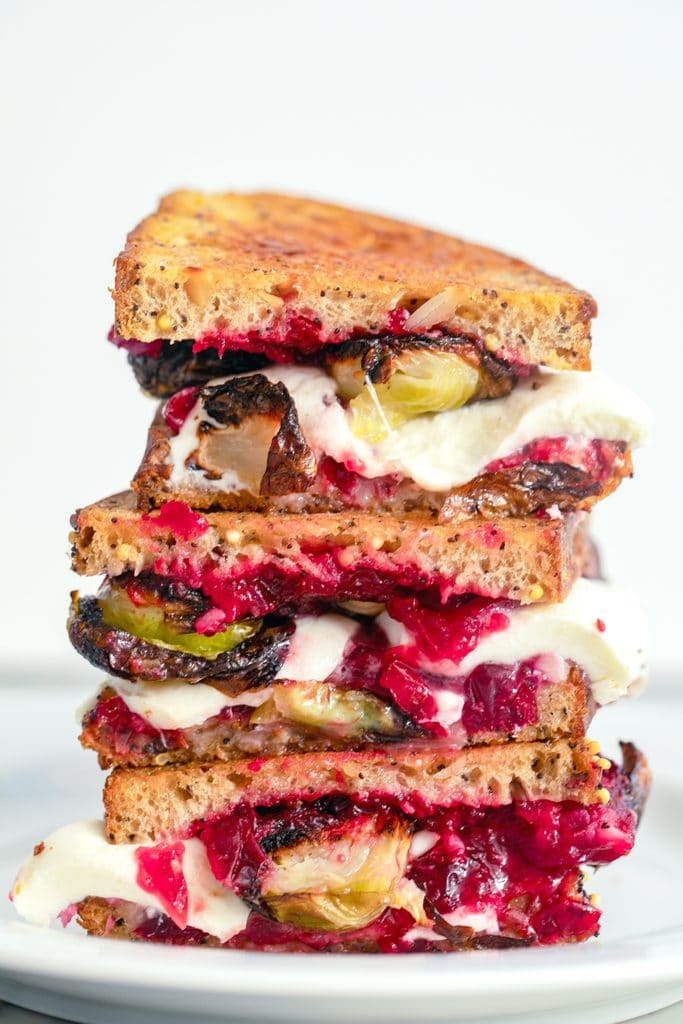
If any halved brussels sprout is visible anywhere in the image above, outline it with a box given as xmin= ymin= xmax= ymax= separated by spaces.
xmin=332 ymin=349 xmax=480 ymax=443
xmin=98 ymin=583 xmax=260 ymax=659
xmin=249 ymin=682 xmax=404 ymax=737
xmin=261 ymin=816 xmax=428 ymax=932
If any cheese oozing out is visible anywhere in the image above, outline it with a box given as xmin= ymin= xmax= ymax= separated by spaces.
xmin=10 ymin=820 xmax=250 ymax=942
xmin=378 ymin=578 xmax=648 ymax=706
xmin=95 ymin=613 xmax=359 ymax=731
xmin=274 ymin=613 xmax=358 ymax=682
xmin=168 ymin=366 xmax=652 ymax=494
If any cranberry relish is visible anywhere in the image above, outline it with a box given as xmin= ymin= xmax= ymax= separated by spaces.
xmin=117 ymin=756 xmax=642 ymax=951
xmin=111 ymin=309 xmax=504 ymax=389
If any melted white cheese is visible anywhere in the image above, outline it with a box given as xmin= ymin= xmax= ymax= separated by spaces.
xmin=442 ymin=906 xmax=500 ymax=934
xmin=458 ymin=579 xmax=647 ymax=705
xmin=107 ymin=678 xmax=271 ymax=730
xmin=409 ymin=831 xmax=440 ymax=859
xmin=274 ymin=614 xmax=357 ymax=682
xmin=402 ymin=905 xmax=499 ymax=943
xmin=11 ymin=820 xmax=249 ymax=943
xmin=167 ymin=366 xmax=651 ymax=495
xmin=378 ymin=578 xmax=647 ymax=706
xmin=431 ymin=690 xmax=465 ymax=728
xmin=97 ymin=615 xmax=357 ymax=731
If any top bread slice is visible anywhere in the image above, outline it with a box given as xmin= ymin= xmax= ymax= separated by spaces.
xmin=113 ymin=191 xmax=596 ymax=370
xmin=70 ymin=492 xmax=592 ymax=605
xmin=103 ymin=738 xmax=606 ymax=843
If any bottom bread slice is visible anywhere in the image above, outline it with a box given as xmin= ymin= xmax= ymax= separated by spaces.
xmin=11 ymin=744 xmax=648 ymax=952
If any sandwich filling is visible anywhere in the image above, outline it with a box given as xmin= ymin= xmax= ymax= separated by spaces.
xmin=74 ymin=578 xmax=646 ymax=765
xmin=11 ymin=747 xmax=646 ymax=951
xmin=132 ymin=366 xmax=649 ymax=517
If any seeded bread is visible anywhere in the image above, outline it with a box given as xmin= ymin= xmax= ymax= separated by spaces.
xmin=75 ymin=896 xmax=543 ymax=950
xmin=114 ymin=192 xmax=596 ymax=370
xmin=70 ymin=491 xmax=590 ymax=605
xmin=103 ymin=739 xmax=604 ymax=843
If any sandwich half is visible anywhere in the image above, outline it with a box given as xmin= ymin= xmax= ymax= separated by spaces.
xmin=110 ymin=192 xmax=598 ymax=396
xmin=11 ymin=741 xmax=649 ymax=951
xmin=73 ymin=577 xmax=646 ymax=766
xmin=131 ymin=365 xmax=649 ymax=518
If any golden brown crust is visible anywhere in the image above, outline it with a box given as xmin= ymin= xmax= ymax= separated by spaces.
xmin=114 ymin=192 xmax=595 ymax=370
xmin=103 ymin=739 xmax=604 ymax=843
xmin=70 ymin=491 xmax=587 ymax=605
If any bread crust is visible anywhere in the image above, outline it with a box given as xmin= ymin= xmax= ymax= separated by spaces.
xmin=70 ymin=491 xmax=589 ymax=605
xmin=103 ymin=739 xmax=604 ymax=843
xmin=114 ymin=192 xmax=595 ymax=370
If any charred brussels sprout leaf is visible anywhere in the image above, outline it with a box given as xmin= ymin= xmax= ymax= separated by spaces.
xmin=98 ymin=584 xmax=260 ymax=659
xmin=334 ymin=349 xmax=480 ymax=442
xmin=261 ymin=817 xmax=428 ymax=931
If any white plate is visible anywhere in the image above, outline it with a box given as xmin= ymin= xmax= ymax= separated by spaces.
xmin=1 ymin=670 xmax=682 ymax=1024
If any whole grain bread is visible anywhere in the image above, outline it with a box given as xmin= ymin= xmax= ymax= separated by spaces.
xmin=70 ymin=492 xmax=590 ymax=605
xmin=103 ymin=739 xmax=605 ymax=843
xmin=114 ymin=192 xmax=596 ymax=370
xmin=75 ymin=896 xmax=546 ymax=950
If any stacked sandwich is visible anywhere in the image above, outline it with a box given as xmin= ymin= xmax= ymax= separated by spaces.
xmin=12 ymin=193 xmax=652 ymax=952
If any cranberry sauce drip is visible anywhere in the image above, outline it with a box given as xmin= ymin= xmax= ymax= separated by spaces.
xmin=107 ymin=327 xmax=163 ymax=358
xmin=142 ymin=502 xmax=210 ymax=541
xmin=485 ymin=437 xmax=626 ymax=483
xmin=162 ymin=387 xmax=200 ymax=434
xmin=136 ymin=842 xmax=188 ymax=928
xmin=130 ymin=775 xmax=637 ymax=950
xmin=461 ymin=661 xmax=544 ymax=735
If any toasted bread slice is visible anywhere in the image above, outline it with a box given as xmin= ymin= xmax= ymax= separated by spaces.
xmin=70 ymin=492 xmax=591 ymax=606
xmin=74 ymin=894 xmax=546 ymax=950
xmin=103 ymin=739 xmax=605 ymax=843
xmin=114 ymin=192 xmax=596 ymax=370
xmin=81 ymin=666 xmax=593 ymax=769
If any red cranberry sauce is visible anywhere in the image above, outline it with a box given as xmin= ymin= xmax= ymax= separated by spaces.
xmin=152 ymin=547 xmax=495 ymax=624
xmin=192 ymin=309 xmax=414 ymax=361
xmin=142 ymin=502 xmax=210 ymax=541
xmin=136 ymin=842 xmax=188 ymax=928
xmin=485 ymin=437 xmax=626 ymax=482
xmin=81 ymin=695 xmax=245 ymax=760
xmin=162 ymin=387 xmax=201 ymax=434
xmin=129 ymin=773 xmax=636 ymax=949
xmin=107 ymin=327 xmax=163 ymax=358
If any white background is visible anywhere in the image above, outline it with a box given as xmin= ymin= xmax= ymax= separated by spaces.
xmin=1 ymin=0 xmax=681 ymax=676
